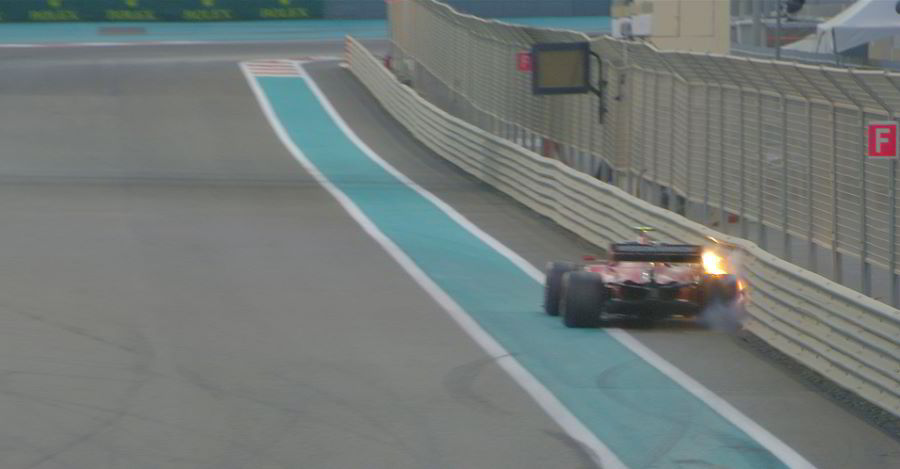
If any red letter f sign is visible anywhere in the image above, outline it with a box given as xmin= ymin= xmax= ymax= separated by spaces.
xmin=867 ymin=121 xmax=899 ymax=159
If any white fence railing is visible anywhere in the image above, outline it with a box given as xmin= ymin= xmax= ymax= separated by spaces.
xmin=387 ymin=0 xmax=900 ymax=308
xmin=345 ymin=35 xmax=900 ymax=418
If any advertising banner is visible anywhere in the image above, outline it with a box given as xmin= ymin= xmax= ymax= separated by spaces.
xmin=0 ymin=0 xmax=325 ymax=22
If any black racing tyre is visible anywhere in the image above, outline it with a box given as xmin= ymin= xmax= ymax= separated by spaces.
xmin=544 ymin=261 xmax=580 ymax=316
xmin=702 ymin=274 xmax=739 ymax=307
xmin=700 ymin=274 xmax=744 ymax=331
xmin=561 ymin=271 xmax=605 ymax=328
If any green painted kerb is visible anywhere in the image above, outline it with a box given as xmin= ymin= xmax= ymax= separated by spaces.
xmin=256 ymin=74 xmax=788 ymax=469
xmin=0 ymin=0 xmax=324 ymax=22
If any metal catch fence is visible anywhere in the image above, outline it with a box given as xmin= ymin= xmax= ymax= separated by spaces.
xmin=387 ymin=0 xmax=900 ymax=308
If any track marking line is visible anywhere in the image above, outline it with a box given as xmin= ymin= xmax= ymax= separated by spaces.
xmin=244 ymin=59 xmax=304 ymax=77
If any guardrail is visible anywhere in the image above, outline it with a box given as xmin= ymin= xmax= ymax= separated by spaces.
xmin=387 ymin=0 xmax=900 ymax=309
xmin=345 ymin=35 xmax=900 ymax=418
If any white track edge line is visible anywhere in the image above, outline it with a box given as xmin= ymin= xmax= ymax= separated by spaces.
xmin=240 ymin=62 xmax=625 ymax=469
xmin=297 ymin=61 xmax=817 ymax=469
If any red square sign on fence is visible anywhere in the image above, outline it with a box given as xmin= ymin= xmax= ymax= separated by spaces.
xmin=866 ymin=121 xmax=899 ymax=159
xmin=516 ymin=51 xmax=532 ymax=72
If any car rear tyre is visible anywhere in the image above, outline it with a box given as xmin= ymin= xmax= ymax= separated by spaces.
xmin=700 ymin=274 xmax=744 ymax=331
xmin=544 ymin=261 xmax=580 ymax=316
xmin=561 ymin=271 xmax=605 ymax=328
xmin=703 ymin=274 xmax=739 ymax=307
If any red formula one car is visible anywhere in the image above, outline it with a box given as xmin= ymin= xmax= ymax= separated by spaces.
xmin=544 ymin=228 xmax=743 ymax=328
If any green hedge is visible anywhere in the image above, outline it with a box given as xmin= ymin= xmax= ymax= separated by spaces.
xmin=0 ymin=0 xmax=324 ymax=22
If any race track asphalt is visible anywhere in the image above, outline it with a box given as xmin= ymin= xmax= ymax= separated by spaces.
xmin=0 ymin=43 xmax=594 ymax=469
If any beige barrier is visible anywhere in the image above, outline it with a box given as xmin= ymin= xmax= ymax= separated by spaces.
xmin=345 ymin=35 xmax=900 ymax=417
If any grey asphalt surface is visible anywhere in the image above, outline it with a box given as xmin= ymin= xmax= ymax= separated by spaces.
xmin=303 ymin=61 xmax=900 ymax=469
xmin=0 ymin=43 xmax=594 ymax=469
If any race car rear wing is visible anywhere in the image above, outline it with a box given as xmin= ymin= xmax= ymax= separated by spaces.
xmin=610 ymin=244 xmax=703 ymax=263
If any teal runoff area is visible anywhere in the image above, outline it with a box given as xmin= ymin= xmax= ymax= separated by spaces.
xmin=255 ymin=74 xmax=786 ymax=469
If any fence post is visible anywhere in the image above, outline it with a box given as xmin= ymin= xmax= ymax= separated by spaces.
xmin=758 ymin=91 xmax=767 ymax=250
xmin=860 ymin=111 xmax=871 ymax=296
xmin=704 ymin=85 xmax=711 ymax=224
xmin=685 ymin=83 xmax=694 ymax=216
xmin=640 ymin=68 xmax=651 ymax=198
xmin=832 ymin=105 xmax=842 ymax=284
xmin=720 ymin=85 xmax=727 ymax=231
xmin=589 ymin=84 xmax=597 ymax=176
xmin=807 ymin=101 xmax=817 ymax=271
xmin=781 ymin=93 xmax=791 ymax=262
xmin=503 ymin=39 xmax=514 ymax=142
xmin=739 ymin=89 xmax=747 ymax=239
xmin=652 ymin=71 xmax=661 ymax=206
xmin=669 ymin=74 xmax=676 ymax=211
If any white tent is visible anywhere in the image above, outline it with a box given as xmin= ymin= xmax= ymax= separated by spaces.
xmin=786 ymin=0 xmax=900 ymax=54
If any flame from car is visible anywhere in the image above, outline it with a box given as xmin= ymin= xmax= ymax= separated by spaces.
xmin=702 ymin=251 xmax=728 ymax=275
